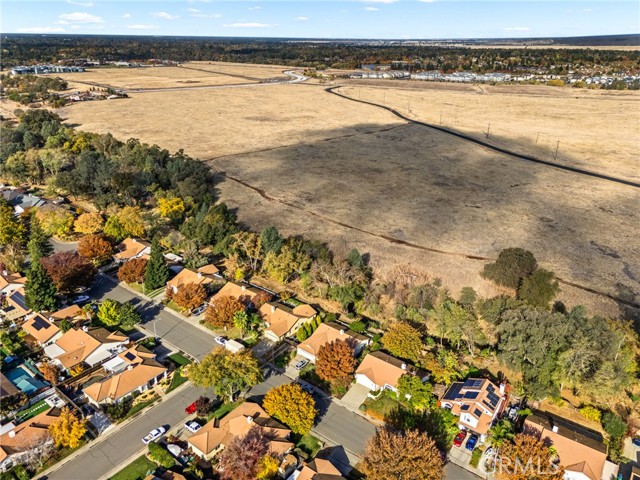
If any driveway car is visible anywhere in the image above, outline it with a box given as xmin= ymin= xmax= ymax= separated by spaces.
xmin=142 ymin=426 xmax=166 ymax=444
xmin=297 ymin=381 xmax=314 ymax=395
xmin=184 ymin=421 xmax=201 ymax=433
xmin=466 ymin=434 xmax=479 ymax=451
xmin=453 ymin=430 xmax=468 ymax=447
xmin=294 ymin=359 xmax=309 ymax=370
xmin=185 ymin=402 xmax=197 ymax=415
xmin=192 ymin=305 xmax=206 ymax=316
xmin=632 ymin=438 xmax=640 ymax=447
xmin=214 ymin=336 xmax=227 ymax=346
xmin=72 ymin=295 xmax=90 ymax=304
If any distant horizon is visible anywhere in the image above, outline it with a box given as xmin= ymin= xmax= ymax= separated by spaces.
xmin=4 ymin=1 xmax=639 ymax=40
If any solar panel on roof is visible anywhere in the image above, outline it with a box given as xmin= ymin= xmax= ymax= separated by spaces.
xmin=461 ymin=404 xmax=470 ymax=411
xmin=124 ymin=352 xmax=136 ymax=361
xmin=464 ymin=379 xmax=483 ymax=389
xmin=487 ymin=392 xmax=500 ymax=407
xmin=11 ymin=292 xmax=27 ymax=311
xmin=486 ymin=383 xmax=495 ymax=393
xmin=443 ymin=382 xmax=463 ymax=401
xmin=464 ymin=391 xmax=480 ymax=399
xmin=32 ymin=316 xmax=50 ymax=331
xmin=474 ymin=408 xmax=482 ymax=417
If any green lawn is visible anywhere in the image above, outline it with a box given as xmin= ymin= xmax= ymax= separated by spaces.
xmin=16 ymin=400 xmax=49 ymax=421
xmin=296 ymin=433 xmax=323 ymax=458
xmin=165 ymin=300 xmax=185 ymax=315
xmin=207 ymin=401 xmax=241 ymax=422
xmin=128 ymin=283 xmax=164 ymax=298
xmin=169 ymin=352 xmax=191 ymax=366
xmin=167 ymin=368 xmax=188 ymax=393
xmin=109 ymin=455 xmax=157 ymax=480
xmin=362 ymin=391 xmax=401 ymax=421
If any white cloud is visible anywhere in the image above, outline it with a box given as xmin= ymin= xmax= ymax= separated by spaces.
xmin=296 ymin=16 xmax=309 ymax=21
xmin=67 ymin=0 xmax=94 ymax=6
xmin=360 ymin=0 xmax=397 ymax=3
xmin=187 ymin=0 xmax=211 ymax=3
xmin=192 ymin=13 xmax=222 ymax=18
xmin=127 ymin=24 xmax=160 ymax=30
xmin=122 ymin=13 xmax=131 ymax=18
xmin=503 ymin=26 xmax=530 ymax=32
xmin=364 ymin=7 xmax=380 ymax=11
xmin=70 ymin=24 xmax=104 ymax=30
xmin=248 ymin=6 xmax=261 ymax=10
xmin=418 ymin=0 xmax=437 ymax=2
xmin=58 ymin=12 xmax=104 ymax=23
xmin=223 ymin=22 xmax=275 ymax=28
xmin=153 ymin=12 xmax=179 ymax=20
xmin=17 ymin=26 xmax=66 ymax=33
xmin=186 ymin=8 xmax=201 ymax=13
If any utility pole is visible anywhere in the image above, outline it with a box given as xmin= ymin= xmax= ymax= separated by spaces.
xmin=485 ymin=123 xmax=491 ymax=139
xmin=536 ymin=132 xmax=540 ymax=144
xmin=554 ymin=141 xmax=560 ymax=160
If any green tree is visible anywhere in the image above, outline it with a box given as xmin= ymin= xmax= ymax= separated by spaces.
xmin=144 ymin=237 xmax=169 ymax=290
xmin=27 ymin=218 xmax=53 ymax=261
xmin=602 ymin=412 xmax=627 ymax=439
xmin=188 ymin=349 xmax=263 ymax=402
xmin=517 ymin=268 xmax=560 ymax=308
xmin=382 ymin=322 xmax=423 ymax=362
xmin=397 ymin=374 xmax=435 ymax=411
xmin=482 ymin=248 xmax=538 ymax=289
xmin=97 ymin=299 xmax=120 ymax=326
xmin=24 ymin=260 xmax=58 ymax=311
xmin=148 ymin=442 xmax=174 ymax=469
xmin=0 ymin=201 xmax=26 ymax=246
xmin=260 ymin=226 xmax=283 ymax=255
xmin=487 ymin=419 xmax=515 ymax=447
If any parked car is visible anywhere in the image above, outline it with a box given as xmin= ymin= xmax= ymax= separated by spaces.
xmin=185 ymin=402 xmax=197 ymax=415
xmin=142 ymin=426 xmax=166 ymax=444
xmin=294 ymin=359 xmax=309 ymax=370
xmin=297 ymin=381 xmax=314 ymax=395
xmin=453 ymin=430 xmax=468 ymax=447
xmin=214 ymin=336 xmax=227 ymax=346
xmin=466 ymin=434 xmax=479 ymax=451
xmin=192 ymin=305 xmax=206 ymax=316
xmin=184 ymin=421 xmax=201 ymax=433
xmin=72 ymin=295 xmax=90 ymax=304
xmin=632 ymin=438 xmax=640 ymax=447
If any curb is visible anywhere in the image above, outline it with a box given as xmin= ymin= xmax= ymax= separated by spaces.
xmin=35 ymin=381 xmax=193 ymax=480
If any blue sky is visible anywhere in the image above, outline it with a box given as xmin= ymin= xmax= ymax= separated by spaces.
xmin=3 ymin=1 xmax=639 ymax=39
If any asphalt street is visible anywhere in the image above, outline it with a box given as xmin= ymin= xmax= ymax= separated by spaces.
xmin=44 ymin=384 xmax=205 ymax=480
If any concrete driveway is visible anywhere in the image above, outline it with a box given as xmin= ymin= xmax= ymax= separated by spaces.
xmin=341 ymin=383 xmax=370 ymax=411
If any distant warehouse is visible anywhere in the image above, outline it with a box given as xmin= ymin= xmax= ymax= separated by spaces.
xmin=10 ymin=65 xmax=85 ymax=75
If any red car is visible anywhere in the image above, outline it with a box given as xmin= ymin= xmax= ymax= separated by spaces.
xmin=185 ymin=401 xmax=197 ymax=415
xmin=453 ymin=430 xmax=468 ymax=447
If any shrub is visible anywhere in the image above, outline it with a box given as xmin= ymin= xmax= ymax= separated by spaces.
xmin=579 ymin=406 xmax=601 ymax=423
xmin=349 ymin=320 xmax=366 ymax=333
xmin=148 ymin=442 xmax=174 ymax=468
xmin=482 ymin=248 xmax=537 ymax=289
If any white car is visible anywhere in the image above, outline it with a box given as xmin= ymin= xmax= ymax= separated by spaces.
xmin=294 ymin=360 xmax=309 ymax=370
xmin=184 ymin=421 xmax=201 ymax=433
xmin=142 ymin=426 xmax=166 ymax=444
xmin=214 ymin=336 xmax=227 ymax=346
xmin=192 ymin=305 xmax=206 ymax=316
xmin=72 ymin=295 xmax=91 ymax=304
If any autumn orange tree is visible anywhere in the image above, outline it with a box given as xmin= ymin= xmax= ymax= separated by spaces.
xmin=78 ymin=234 xmax=113 ymax=264
xmin=263 ymin=383 xmax=318 ymax=435
xmin=41 ymin=252 xmax=97 ymax=294
xmin=38 ymin=361 xmax=60 ymax=385
xmin=316 ymin=339 xmax=356 ymax=384
xmin=117 ymin=258 xmax=148 ymax=283
xmin=74 ymin=212 xmax=104 ymax=235
xmin=494 ymin=434 xmax=564 ymax=480
xmin=205 ymin=296 xmax=244 ymax=329
xmin=382 ymin=322 xmax=424 ymax=362
xmin=360 ymin=428 xmax=443 ymax=480
xmin=173 ymin=282 xmax=207 ymax=311
xmin=49 ymin=407 xmax=87 ymax=449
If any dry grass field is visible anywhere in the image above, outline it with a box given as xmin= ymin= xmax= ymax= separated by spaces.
xmin=184 ymin=61 xmax=291 ymax=79
xmin=56 ymin=68 xmax=640 ymax=318
xmin=339 ymin=81 xmax=640 ymax=181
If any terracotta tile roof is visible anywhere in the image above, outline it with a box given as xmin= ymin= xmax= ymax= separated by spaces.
xmin=196 ymin=264 xmax=219 ymax=276
xmin=443 ymin=378 xmax=504 ymax=435
xmin=524 ymin=412 xmax=607 ymax=480
xmin=260 ymin=302 xmax=316 ymax=338
xmin=211 ymin=281 xmax=262 ymax=305
xmin=49 ymin=327 xmax=127 ymax=369
xmin=297 ymin=322 xmax=363 ymax=358
xmin=114 ymin=238 xmax=150 ymax=260
xmin=297 ymin=459 xmax=344 ymax=480
xmin=6 ymin=288 xmax=30 ymax=317
xmin=0 ymin=407 xmax=60 ymax=463
xmin=356 ymin=351 xmax=426 ymax=390
xmin=0 ymin=372 xmax=20 ymax=398
xmin=84 ymin=345 xmax=166 ymax=403
xmin=0 ymin=271 xmax=26 ymax=293
xmin=48 ymin=304 xmax=85 ymax=321
xmin=187 ymin=402 xmax=292 ymax=457
xmin=167 ymin=265 xmax=217 ymax=290
xmin=22 ymin=314 xmax=60 ymax=344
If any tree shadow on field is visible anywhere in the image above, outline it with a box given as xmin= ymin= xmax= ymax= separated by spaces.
xmin=209 ymin=115 xmax=640 ymax=321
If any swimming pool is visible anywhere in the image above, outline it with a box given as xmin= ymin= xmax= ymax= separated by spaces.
xmin=5 ymin=365 xmax=47 ymax=395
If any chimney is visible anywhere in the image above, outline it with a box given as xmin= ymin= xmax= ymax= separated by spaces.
xmin=127 ymin=365 xmax=134 ymax=371
xmin=132 ymin=238 xmax=137 ymax=243
xmin=8 ymin=430 xmax=15 ymax=438
xmin=246 ymin=415 xmax=254 ymax=424
xmin=271 ymin=305 xmax=276 ymax=313
xmin=2 ymin=270 xmax=7 ymax=276
xmin=241 ymin=285 xmax=246 ymax=291
xmin=197 ymin=271 xmax=202 ymax=278
xmin=552 ymin=425 xmax=559 ymax=433
xmin=401 ymin=363 xmax=407 ymax=370
xmin=82 ymin=326 xmax=89 ymax=332
xmin=339 ymin=329 xmax=345 ymax=335
xmin=49 ymin=316 xmax=54 ymax=321
xmin=499 ymin=383 xmax=505 ymax=394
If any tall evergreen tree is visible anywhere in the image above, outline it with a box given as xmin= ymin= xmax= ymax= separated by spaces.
xmin=27 ymin=218 xmax=53 ymax=262
xmin=144 ymin=237 xmax=169 ymax=290
xmin=25 ymin=260 xmax=58 ymax=311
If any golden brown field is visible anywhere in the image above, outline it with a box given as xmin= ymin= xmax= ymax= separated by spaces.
xmin=56 ymin=68 xmax=640 ymax=318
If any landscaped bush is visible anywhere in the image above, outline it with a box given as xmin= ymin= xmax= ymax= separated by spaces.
xmin=148 ymin=442 xmax=174 ymax=468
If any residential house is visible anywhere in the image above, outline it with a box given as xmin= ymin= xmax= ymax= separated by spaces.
xmin=0 ymin=407 xmax=60 ymax=472
xmin=355 ymin=351 xmax=429 ymax=394
xmin=440 ymin=378 xmax=505 ymax=438
xmin=524 ymin=412 xmax=618 ymax=480
xmin=84 ymin=344 xmax=167 ymax=406
xmin=187 ymin=402 xmax=293 ymax=460
xmin=297 ymin=322 xmax=369 ymax=363
xmin=288 ymin=458 xmax=345 ymax=480
xmin=48 ymin=304 xmax=88 ymax=323
xmin=260 ymin=302 xmax=317 ymax=342
xmin=113 ymin=238 xmax=151 ymax=263
xmin=166 ymin=264 xmax=219 ymax=295
xmin=1 ymin=288 xmax=31 ymax=322
xmin=210 ymin=281 xmax=263 ymax=307
xmin=0 ymin=271 xmax=26 ymax=297
xmin=0 ymin=372 xmax=20 ymax=400
xmin=44 ymin=327 xmax=128 ymax=373
xmin=22 ymin=314 xmax=62 ymax=347
xmin=10 ymin=193 xmax=45 ymax=215
xmin=144 ymin=473 xmax=187 ymax=480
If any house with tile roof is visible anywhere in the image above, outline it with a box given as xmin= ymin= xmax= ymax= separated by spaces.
xmin=0 ymin=373 xmax=20 ymax=400
xmin=1 ymin=288 xmax=31 ymax=322
xmin=187 ymin=401 xmax=293 ymax=460
xmin=355 ymin=351 xmax=429 ymax=394
xmin=43 ymin=327 xmax=128 ymax=372
xmin=0 ymin=270 xmax=26 ymax=297
xmin=288 ymin=458 xmax=346 ymax=480
xmin=84 ymin=344 xmax=167 ymax=405
xmin=260 ymin=302 xmax=317 ymax=342
xmin=113 ymin=238 xmax=151 ymax=263
xmin=166 ymin=264 xmax=219 ymax=294
xmin=22 ymin=314 xmax=62 ymax=347
xmin=524 ymin=412 xmax=618 ymax=480
xmin=440 ymin=378 xmax=505 ymax=438
xmin=0 ymin=407 xmax=60 ymax=472
xmin=297 ymin=322 xmax=369 ymax=363
xmin=47 ymin=304 xmax=87 ymax=322
xmin=209 ymin=281 xmax=263 ymax=307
